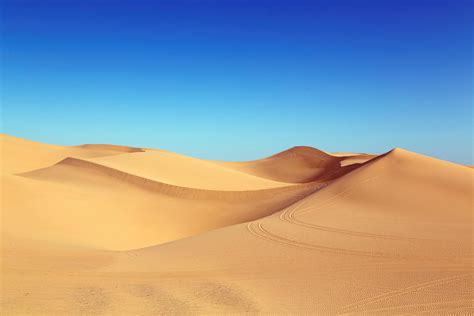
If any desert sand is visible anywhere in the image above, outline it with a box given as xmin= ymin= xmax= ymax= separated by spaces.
xmin=1 ymin=134 xmax=473 ymax=315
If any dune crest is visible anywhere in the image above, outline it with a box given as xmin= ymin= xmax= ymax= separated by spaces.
xmin=85 ymin=150 xmax=293 ymax=190
xmin=217 ymin=145 xmax=367 ymax=183
xmin=77 ymin=143 xmax=144 ymax=153
xmin=0 ymin=134 xmax=139 ymax=174
xmin=21 ymin=156 xmax=322 ymax=201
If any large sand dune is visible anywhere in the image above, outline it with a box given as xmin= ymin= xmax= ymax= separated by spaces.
xmin=1 ymin=134 xmax=472 ymax=315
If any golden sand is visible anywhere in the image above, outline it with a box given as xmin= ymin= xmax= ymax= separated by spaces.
xmin=1 ymin=134 xmax=472 ymax=314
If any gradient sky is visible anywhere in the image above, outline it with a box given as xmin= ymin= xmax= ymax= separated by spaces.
xmin=1 ymin=0 xmax=472 ymax=163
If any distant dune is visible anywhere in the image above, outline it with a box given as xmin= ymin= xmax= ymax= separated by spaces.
xmin=77 ymin=143 xmax=145 ymax=153
xmin=217 ymin=146 xmax=373 ymax=183
xmin=83 ymin=149 xmax=293 ymax=190
xmin=1 ymin=134 xmax=472 ymax=315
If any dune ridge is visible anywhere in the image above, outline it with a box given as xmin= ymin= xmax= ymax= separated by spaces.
xmin=85 ymin=150 xmax=294 ymax=190
xmin=0 ymin=134 xmax=141 ymax=174
xmin=77 ymin=144 xmax=145 ymax=153
xmin=217 ymin=145 xmax=364 ymax=183
xmin=21 ymin=156 xmax=326 ymax=201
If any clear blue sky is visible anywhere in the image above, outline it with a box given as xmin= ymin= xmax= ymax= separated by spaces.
xmin=1 ymin=0 xmax=472 ymax=163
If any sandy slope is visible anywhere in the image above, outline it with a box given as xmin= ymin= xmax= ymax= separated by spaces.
xmin=86 ymin=150 xmax=291 ymax=190
xmin=2 ymin=134 xmax=325 ymax=249
xmin=6 ymin=157 xmax=320 ymax=250
xmin=1 ymin=135 xmax=473 ymax=315
xmin=217 ymin=146 xmax=367 ymax=183
xmin=0 ymin=134 xmax=142 ymax=174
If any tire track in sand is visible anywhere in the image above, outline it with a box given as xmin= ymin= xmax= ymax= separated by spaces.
xmin=341 ymin=299 xmax=474 ymax=315
xmin=247 ymin=220 xmax=472 ymax=261
xmin=339 ymin=273 xmax=474 ymax=314
xmin=247 ymin=221 xmax=426 ymax=259
xmin=279 ymin=175 xmax=442 ymax=242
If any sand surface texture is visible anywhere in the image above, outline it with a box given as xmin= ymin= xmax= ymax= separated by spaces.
xmin=1 ymin=134 xmax=473 ymax=315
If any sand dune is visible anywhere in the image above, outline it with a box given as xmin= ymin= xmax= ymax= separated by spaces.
xmin=22 ymin=157 xmax=305 ymax=199
xmin=85 ymin=150 xmax=292 ymax=190
xmin=217 ymin=146 xmax=366 ymax=183
xmin=0 ymin=134 xmax=139 ymax=174
xmin=1 ymin=135 xmax=473 ymax=314
xmin=77 ymin=143 xmax=144 ymax=153
xmin=7 ymin=156 xmax=323 ymax=250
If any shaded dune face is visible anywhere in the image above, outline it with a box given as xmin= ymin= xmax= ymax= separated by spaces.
xmin=218 ymin=146 xmax=370 ymax=183
xmin=2 ymin=134 xmax=473 ymax=315
xmin=76 ymin=144 xmax=145 ymax=153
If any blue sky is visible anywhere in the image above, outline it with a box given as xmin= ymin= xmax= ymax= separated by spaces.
xmin=2 ymin=0 xmax=472 ymax=163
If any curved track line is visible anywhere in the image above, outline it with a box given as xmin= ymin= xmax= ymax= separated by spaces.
xmin=247 ymin=222 xmax=426 ymax=259
xmin=247 ymin=221 xmax=472 ymax=261
xmin=292 ymin=175 xmax=382 ymax=216
xmin=279 ymin=175 xmax=444 ymax=243
xmin=419 ymin=304 xmax=474 ymax=315
xmin=339 ymin=273 xmax=473 ymax=314
xmin=342 ymin=299 xmax=474 ymax=315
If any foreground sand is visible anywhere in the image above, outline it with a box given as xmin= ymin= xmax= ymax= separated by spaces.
xmin=1 ymin=134 xmax=473 ymax=315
